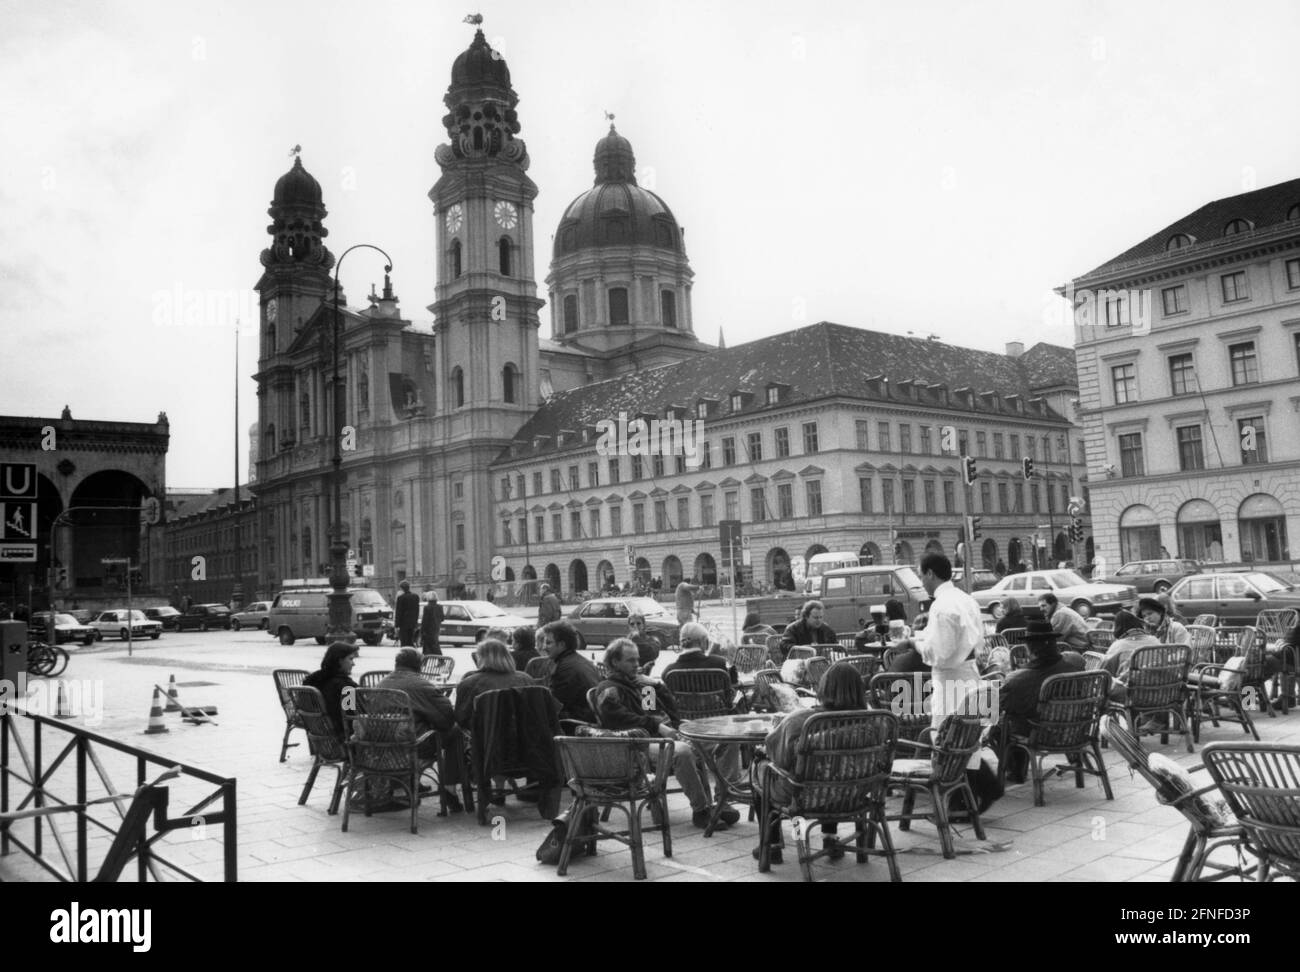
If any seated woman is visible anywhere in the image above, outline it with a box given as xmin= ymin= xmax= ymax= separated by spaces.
xmin=454 ymin=639 xmax=536 ymax=729
xmin=995 ymin=597 xmax=1027 ymax=634
xmin=303 ymin=641 xmax=360 ymax=740
xmin=1099 ymin=609 xmax=1159 ymax=685
xmin=510 ymin=626 xmax=539 ymax=674
xmin=886 ymin=638 xmax=931 ymax=673
xmin=751 ymin=662 xmax=867 ymax=864
xmin=741 ymin=611 xmax=777 ymax=641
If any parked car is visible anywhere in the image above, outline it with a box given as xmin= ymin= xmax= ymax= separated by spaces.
xmin=953 ymin=568 xmax=1000 ymax=591
xmin=231 ymin=601 xmax=272 ymax=631
xmin=1100 ymin=559 xmax=1202 ymax=595
xmin=144 ymin=606 xmax=183 ymax=631
xmin=1170 ymin=571 xmax=1300 ymax=626
xmin=565 ymin=597 xmax=680 ymax=651
xmin=89 ymin=610 xmax=163 ymax=641
xmin=433 ymin=600 xmax=537 ymax=646
xmin=69 ymin=609 xmax=97 ymax=625
xmin=30 ymin=612 xmax=96 ymax=645
xmin=175 ymin=604 xmax=233 ymax=632
xmin=268 ymin=587 xmax=393 ymax=645
xmin=972 ymin=569 xmax=1137 ymax=619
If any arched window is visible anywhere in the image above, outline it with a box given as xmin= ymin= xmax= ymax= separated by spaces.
xmin=608 ymin=287 xmax=629 ymax=326
xmin=451 ymin=239 xmax=462 ymax=278
xmin=1166 ymin=233 xmax=1194 ymax=251
xmin=498 ymin=237 xmax=512 ymax=276
xmin=502 ymin=363 xmax=518 ymax=404
xmin=660 ymin=289 xmax=677 ymax=328
xmin=1289 ymin=203 xmax=1300 ymax=221
xmin=266 ymin=423 xmax=276 ymax=453
xmin=563 ymin=294 xmax=579 ymax=334
xmin=452 ymin=367 xmax=465 ymax=408
xmin=1223 ymin=218 xmax=1252 ymax=236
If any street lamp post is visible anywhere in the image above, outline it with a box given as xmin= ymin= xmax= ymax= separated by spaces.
xmin=327 ymin=244 xmax=393 ymax=642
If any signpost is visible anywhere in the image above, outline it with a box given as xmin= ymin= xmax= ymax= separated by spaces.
xmin=718 ymin=520 xmax=743 ymax=640
xmin=102 ymin=557 xmax=135 ymax=656
xmin=0 ymin=461 xmax=38 ymax=563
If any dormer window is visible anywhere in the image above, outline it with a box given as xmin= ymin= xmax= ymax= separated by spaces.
xmin=766 ymin=387 xmax=779 ymax=405
xmin=1289 ymin=203 xmax=1300 ymax=221
xmin=696 ymin=401 xmax=711 ymax=419
xmin=731 ymin=394 xmax=743 ymax=412
xmin=1223 ymin=218 xmax=1252 ymax=237
xmin=1166 ymin=233 xmax=1194 ymax=251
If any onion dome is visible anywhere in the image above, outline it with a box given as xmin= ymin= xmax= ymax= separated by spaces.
xmin=272 ymin=157 xmax=323 ymax=208
xmin=449 ymin=29 xmax=511 ymax=92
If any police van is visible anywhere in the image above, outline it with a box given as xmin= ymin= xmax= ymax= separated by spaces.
xmin=268 ymin=580 xmax=392 ymax=646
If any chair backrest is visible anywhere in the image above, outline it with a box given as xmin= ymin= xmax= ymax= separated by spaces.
xmin=804 ymin=656 xmax=831 ymax=689
xmin=286 ymin=685 xmax=348 ymax=761
xmin=733 ymin=644 xmax=769 ymax=675
xmin=1002 ymin=627 xmax=1029 ymax=646
xmin=1256 ymin=609 xmax=1299 ymax=643
xmin=835 ymin=654 xmax=880 ymax=681
xmin=664 ymin=668 xmax=733 ymax=718
xmin=838 ymin=635 xmax=861 ymax=650
xmin=1086 ymin=628 xmax=1114 ymax=649
xmin=811 ymin=643 xmax=840 ymax=658
xmin=347 ymin=688 xmax=420 ymax=773
xmin=787 ymin=645 xmax=816 ymax=661
xmin=525 ymin=655 xmax=553 ymax=682
xmin=1009 ymin=644 xmax=1030 ymax=671
xmin=1092 ymin=619 xmax=1115 ymax=633
xmin=765 ymin=635 xmax=785 ymax=667
xmin=787 ymin=710 xmax=899 ymax=817
xmin=274 ymin=669 xmax=308 ymax=717
xmin=1186 ymin=624 xmax=1217 ymax=666
xmin=359 ymin=670 xmax=390 ymax=688
xmin=1218 ymin=626 xmax=1265 ymax=681
xmin=925 ymin=713 xmax=986 ymax=786
xmin=751 ymin=669 xmax=785 ymax=712
xmin=868 ymin=671 xmax=931 ymax=740
xmin=471 ymin=686 xmax=563 ymax=785
xmin=420 ymin=655 xmax=455 ymax=683
xmin=556 ymin=736 xmax=674 ymax=797
xmin=1201 ymin=743 xmax=1300 ymax=862
xmin=1082 ymin=651 xmax=1106 ymax=671
xmin=1027 ymin=670 xmax=1110 ymax=749
xmin=1126 ymin=644 xmax=1191 ymax=707
xmin=1192 ymin=613 xmax=1218 ymax=628
xmin=880 ymin=646 xmax=906 ymax=671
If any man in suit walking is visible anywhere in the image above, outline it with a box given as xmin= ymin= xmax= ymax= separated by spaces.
xmin=395 ymin=580 xmax=421 ymax=647
xmin=421 ymin=590 xmax=445 ymax=656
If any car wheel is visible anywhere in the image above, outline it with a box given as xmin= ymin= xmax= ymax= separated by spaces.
xmin=989 ymin=602 xmax=1005 ymax=620
xmin=119 ymin=628 xmax=129 ymax=640
xmin=1072 ymin=599 xmax=1093 ymax=618
xmin=314 ymin=636 xmax=327 ymax=645
xmin=363 ymin=634 xmax=381 ymax=647
xmin=231 ymin=619 xmax=242 ymax=631
xmin=1153 ymin=581 xmax=1171 ymax=594
xmin=260 ymin=618 xmax=269 ymax=630
xmin=278 ymin=628 xmax=295 ymax=646
xmin=151 ymin=631 xmax=160 ymax=639
xmin=94 ymin=629 xmax=102 ymax=642
xmin=83 ymin=635 xmax=94 ymax=646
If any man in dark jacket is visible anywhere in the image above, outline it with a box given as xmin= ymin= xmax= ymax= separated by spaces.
xmin=420 ymin=592 xmax=444 ymax=655
xmin=596 ymin=639 xmax=739 ymax=830
xmin=779 ymin=600 xmax=837 ymax=660
xmin=662 ymin=621 xmax=737 ymax=686
xmin=541 ymin=620 xmax=598 ymax=722
xmin=394 ymin=581 xmax=421 ymax=647
xmin=538 ymin=584 xmax=562 ymax=626
xmin=998 ymin=620 xmax=1086 ymax=781
xmin=378 ymin=649 xmax=463 ymax=808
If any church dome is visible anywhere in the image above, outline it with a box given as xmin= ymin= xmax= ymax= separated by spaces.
xmin=449 ymin=29 xmax=511 ymax=93
xmin=272 ymin=157 xmax=323 ymax=209
xmin=553 ymin=126 xmax=684 ymax=259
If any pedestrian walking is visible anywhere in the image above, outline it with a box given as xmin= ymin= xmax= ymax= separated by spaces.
xmin=420 ymin=590 xmax=444 ymax=655
xmin=675 ymin=580 xmax=699 ymax=625
xmin=538 ymin=583 xmax=562 ymax=625
xmin=394 ymin=580 xmax=420 ymax=647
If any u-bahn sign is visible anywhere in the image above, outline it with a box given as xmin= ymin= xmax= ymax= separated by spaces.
xmin=0 ymin=462 xmax=37 ymax=561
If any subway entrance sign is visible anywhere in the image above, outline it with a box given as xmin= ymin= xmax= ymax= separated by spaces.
xmin=0 ymin=462 xmax=37 ymax=562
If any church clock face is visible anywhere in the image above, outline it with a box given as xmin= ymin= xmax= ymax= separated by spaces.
xmin=444 ymin=203 xmax=463 ymax=234
xmin=266 ymin=298 xmax=278 ymax=323
xmin=493 ymin=200 xmax=518 ymax=229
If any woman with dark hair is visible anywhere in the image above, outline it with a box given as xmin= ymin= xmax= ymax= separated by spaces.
xmin=751 ymin=662 xmax=867 ymax=864
xmin=1099 ymin=609 xmax=1158 ymax=682
xmin=303 ymin=641 xmax=360 ymax=739
xmin=995 ymin=597 xmax=1027 ymax=634
xmin=510 ymin=626 xmax=539 ymax=673
xmin=742 ymin=611 xmax=777 ymax=640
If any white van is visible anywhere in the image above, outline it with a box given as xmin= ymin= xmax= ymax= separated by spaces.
xmin=268 ymin=587 xmax=392 ymax=646
xmin=803 ymin=551 xmax=863 ymax=594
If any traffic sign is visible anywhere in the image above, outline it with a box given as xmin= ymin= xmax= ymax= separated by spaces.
xmin=624 ymin=544 xmax=635 ymax=569
xmin=1 ymin=502 xmax=36 ymax=541
xmin=0 ymin=545 xmax=36 ymax=563
xmin=0 ymin=462 xmax=36 ymax=500
xmin=1 ymin=463 xmax=37 ymax=557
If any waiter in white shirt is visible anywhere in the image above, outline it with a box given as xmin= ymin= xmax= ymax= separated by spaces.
xmin=915 ymin=552 xmax=985 ymax=735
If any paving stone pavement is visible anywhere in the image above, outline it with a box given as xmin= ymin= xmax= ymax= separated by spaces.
xmin=2 ymin=625 xmax=1296 ymax=883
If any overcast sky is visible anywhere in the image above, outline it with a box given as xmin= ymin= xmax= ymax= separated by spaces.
xmin=2 ymin=0 xmax=1297 ymax=488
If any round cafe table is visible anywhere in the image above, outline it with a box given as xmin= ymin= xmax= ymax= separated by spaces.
xmin=676 ymin=713 xmax=789 ymax=837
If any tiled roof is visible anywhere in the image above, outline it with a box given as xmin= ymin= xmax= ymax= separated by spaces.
xmin=167 ymin=485 xmax=254 ymax=522
xmin=1083 ymin=177 xmax=1300 ymax=278
xmin=501 ymin=322 xmax=1074 ymax=459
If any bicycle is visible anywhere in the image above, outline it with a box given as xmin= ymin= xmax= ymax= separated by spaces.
xmin=27 ymin=641 xmax=70 ymax=678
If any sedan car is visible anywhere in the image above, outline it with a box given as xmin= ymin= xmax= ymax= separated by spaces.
xmin=30 ymin=612 xmax=96 ymax=645
xmin=89 ymin=610 xmax=163 ymax=640
xmin=953 ymin=568 xmax=1000 ymax=592
xmin=230 ymin=601 xmax=272 ymax=631
xmin=1101 ymin=559 xmax=1202 ymax=595
xmin=434 ymin=600 xmax=537 ymax=646
xmin=144 ymin=606 xmax=183 ymax=630
xmin=565 ymin=597 xmax=680 ymax=651
xmin=175 ymin=604 xmax=233 ymax=632
xmin=972 ymin=570 xmax=1137 ymax=619
xmin=1170 ymin=571 xmax=1300 ymax=626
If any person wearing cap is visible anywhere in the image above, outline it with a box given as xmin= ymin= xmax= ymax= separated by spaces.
xmin=998 ymin=621 xmax=1086 ymax=781
xmin=537 ymin=583 xmax=562 ymax=626
xmin=1138 ymin=596 xmax=1190 ymax=646
xmin=394 ymin=580 xmax=421 ymax=647
xmin=1036 ymin=593 xmax=1090 ymax=653
xmin=916 ymin=552 xmax=984 ymax=732
xmin=1100 ymin=609 xmax=1160 ymax=684
xmin=379 ymin=648 xmax=464 ymax=810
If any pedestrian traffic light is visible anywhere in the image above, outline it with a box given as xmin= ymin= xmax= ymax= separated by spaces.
xmin=1022 ymin=457 xmax=1034 ymax=480
xmin=963 ymin=455 xmax=978 ymax=486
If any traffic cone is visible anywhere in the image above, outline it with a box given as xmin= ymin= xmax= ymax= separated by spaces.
xmin=164 ymin=674 xmax=181 ymax=712
xmin=144 ymin=687 xmax=169 ymax=734
xmin=54 ymin=681 xmax=75 ymax=720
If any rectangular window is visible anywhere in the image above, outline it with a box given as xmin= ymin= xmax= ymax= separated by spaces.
xmin=976 ymin=431 xmax=987 ymax=457
xmin=919 ymin=426 xmax=932 ymax=454
xmin=859 ymin=478 xmax=873 ymax=513
xmin=1221 ymin=270 xmax=1248 ymax=303
xmin=806 ymin=481 xmax=823 ymax=516
xmin=899 ymin=424 xmax=912 ymax=454
xmin=751 ymin=487 xmax=767 ymax=521
xmin=1176 ymin=425 xmax=1205 ymax=471
xmin=802 ymin=422 xmax=819 ymax=453
xmin=568 ymin=465 xmax=579 ymax=491
xmin=722 ymin=437 xmax=736 ymax=465
xmin=1060 ymin=484 xmax=1070 ymax=513
xmin=571 ymin=510 xmax=582 ymax=538
xmin=632 ymin=504 xmax=645 ymax=535
xmin=877 ymin=422 xmax=891 ymax=452
xmin=1025 ymin=435 xmax=1035 ymax=461
xmin=652 ymin=453 xmax=664 ymax=478
xmin=661 ymin=289 xmax=677 ymax=328
xmin=777 ymin=483 xmax=794 ymax=518
xmin=587 ymin=462 xmax=599 ymax=488
xmin=700 ymin=494 xmax=715 ymax=527
xmin=1238 ymin=417 xmax=1268 ymax=464
xmin=993 ymin=433 xmax=1004 ymax=459
xmin=455 ymin=523 xmax=465 ymax=550
xmin=775 ymin=427 xmax=790 ymax=458
xmin=1009 ymin=434 xmax=1020 ymax=459
xmin=551 ymin=469 xmax=562 ymax=492
xmin=902 ymin=480 xmax=915 ymax=514
xmin=589 ymin=509 xmax=601 ymax=537
xmin=958 ymin=430 xmax=970 ymax=456
xmin=552 ymin=512 xmax=563 ymax=540
xmin=1229 ymin=342 xmax=1259 ymax=386
xmin=608 ymin=287 xmax=630 ymax=325
xmin=677 ymin=497 xmax=690 ymax=529
xmin=654 ymin=501 xmax=668 ymax=532
xmin=674 ymin=454 xmax=685 ymax=474
xmin=533 ymin=472 xmax=543 ymax=495
xmin=516 ymin=474 xmax=525 ymax=497
xmin=1104 ymin=291 xmax=1131 ymax=326
xmin=766 ymin=386 xmax=779 ymax=404
xmin=881 ymin=480 xmax=894 ymax=515
xmin=1031 ymin=484 xmax=1040 ymax=514
xmin=923 ymin=480 xmax=936 ymax=513
xmin=1119 ymin=432 xmax=1144 ymax=477
xmin=630 ymin=454 xmax=643 ymax=479
xmin=500 ymin=477 xmax=511 ymax=499
xmin=1014 ymin=482 xmax=1024 ymax=512
xmin=1162 ymin=284 xmax=1188 ymax=316
xmin=855 ymin=421 xmax=870 ymax=450
xmin=1168 ymin=353 xmax=1195 ymax=395
xmin=610 ymin=506 xmax=623 ymax=535
xmin=534 ymin=515 xmax=544 ymax=543
xmin=1288 ymin=258 xmax=1300 ymax=290
xmin=1112 ymin=363 xmax=1137 ymax=404
xmin=943 ymin=480 xmax=955 ymax=513
xmin=980 ymin=482 xmax=992 ymax=514
xmin=700 ymin=441 xmax=712 ymax=469
xmin=518 ymin=517 xmax=526 ymax=543
xmin=997 ymin=482 xmax=1009 ymax=513
xmin=502 ymin=520 xmax=512 ymax=545
xmin=725 ymin=492 xmax=738 ymax=520
xmin=608 ymin=458 xmax=621 ymax=484
xmin=746 ymin=432 xmax=763 ymax=462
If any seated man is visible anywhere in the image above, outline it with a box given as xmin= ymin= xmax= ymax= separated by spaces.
xmin=626 ymin=612 xmax=661 ymax=670
xmin=541 ymin=620 xmax=599 ymax=723
xmin=596 ymin=639 xmax=742 ymax=830
xmin=663 ymin=621 xmax=738 ymax=686
xmin=378 ymin=648 xmax=463 ymax=809
xmin=779 ymin=600 xmax=837 ymax=660
xmin=1138 ymin=596 xmax=1190 ymax=646
xmin=997 ymin=620 xmax=1085 ymax=782
xmin=1037 ymin=593 xmax=1090 ymax=654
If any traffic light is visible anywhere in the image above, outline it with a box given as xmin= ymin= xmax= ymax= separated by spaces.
xmin=1069 ymin=517 xmax=1084 ymax=542
xmin=963 ymin=455 xmax=978 ymax=486
xmin=969 ymin=515 xmax=982 ymax=540
xmin=353 ymin=563 xmax=364 ymax=577
xmin=1022 ymin=457 xmax=1034 ymax=480
xmin=55 ymin=567 xmax=68 ymax=589
xmin=893 ymin=541 xmax=903 ymax=561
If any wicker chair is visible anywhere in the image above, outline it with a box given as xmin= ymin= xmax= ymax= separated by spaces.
xmin=1009 ymin=644 xmax=1030 ymax=671
xmin=881 ymin=646 xmax=907 ymax=671
xmin=1185 ymin=625 xmax=1217 ymax=667
xmin=555 ymin=736 xmax=675 ymax=880
xmin=1001 ymin=627 xmax=1029 ymax=647
xmin=525 ymin=655 xmax=553 ymax=683
xmin=1105 ymin=714 xmax=1249 ymax=882
xmin=888 ymin=711 xmax=987 ymax=858
xmin=664 ymin=668 xmax=734 ymax=719
xmin=786 ymin=645 xmax=817 ymax=662
xmin=1124 ymin=644 xmax=1193 ymax=753
xmin=749 ymin=669 xmax=786 ymax=713
xmin=1082 ymin=651 xmax=1106 ymax=671
xmin=358 ymin=670 xmax=389 ymax=688
xmin=804 ymin=656 xmax=831 ymax=689
xmin=1201 ymin=742 xmax=1300 ymax=882
xmin=1189 ymin=630 xmax=1265 ymax=742
xmin=273 ymin=669 xmax=308 ymax=763
xmin=838 ymin=635 xmax=862 ymax=650
xmin=287 ymin=685 xmax=350 ymax=814
xmin=420 ymin=655 xmax=455 ymax=684
xmin=467 ymin=685 xmax=564 ymax=824
xmin=835 ymin=654 xmax=880 ymax=682
xmin=1086 ymin=628 xmax=1115 ymax=650
xmin=733 ymin=644 xmax=770 ymax=676
xmin=811 ymin=643 xmax=840 ymax=658
xmin=754 ymin=709 xmax=901 ymax=882
xmin=1256 ymin=609 xmax=1299 ymax=714
xmin=1092 ymin=619 xmax=1115 ymax=633
xmin=869 ymin=671 xmax=932 ymax=743
xmin=766 ymin=635 xmax=786 ymax=668
xmin=341 ymin=688 xmax=435 ymax=835
xmin=998 ymin=670 xmax=1113 ymax=807
xmin=1192 ymin=614 xmax=1218 ymax=628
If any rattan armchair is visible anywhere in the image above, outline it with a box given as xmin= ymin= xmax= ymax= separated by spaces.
xmin=869 ymin=671 xmax=932 ymax=743
xmin=342 ymin=688 xmax=435 ymax=835
xmin=804 ymin=656 xmax=831 ymax=689
xmin=888 ymin=712 xmax=987 ymax=859
xmin=1124 ymin=644 xmax=1193 ymax=753
xmin=835 ymin=654 xmax=880 ymax=682
xmin=754 ymin=709 xmax=901 ymax=881
xmin=1191 ymin=614 xmax=1218 ymax=628
xmin=1201 ymin=742 xmax=1300 ymax=882
xmin=287 ymin=685 xmax=350 ymax=814
xmin=525 ymin=655 xmax=553 ymax=683
xmin=1086 ymin=629 xmax=1115 ymax=650
xmin=1082 ymin=651 xmax=1106 ymax=671
xmin=358 ymin=670 xmax=389 ymax=688
xmin=1185 ymin=624 xmax=1217 ymax=667
xmin=1001 ymin=627 xmax=1029 ymax=646
xmin=733 ymin=644 xmax=770 ymax=676
xmin=664 ymin=668 xmax=734 ymax=719
xmin=786 ymin=645 xmax=817 ymax=662
xmin=1190 ymin=629 xmax=1265 ymax=742
xmin=273 ymin=669 xmax=309 ymax=763
xmin=1105 ymin=714 xmax=1248 ymax=882
xmin=420 ymin=655 xmax=455 ymax=683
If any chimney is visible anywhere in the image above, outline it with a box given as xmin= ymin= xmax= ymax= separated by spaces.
xmin=1005 ymin=341 xmax=1025 ymax=358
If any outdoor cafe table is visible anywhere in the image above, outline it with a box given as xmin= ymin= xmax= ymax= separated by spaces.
xmin=677 ymin=713 xmax=788 ymax=837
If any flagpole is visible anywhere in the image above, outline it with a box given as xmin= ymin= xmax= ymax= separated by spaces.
xmin=232 ymin=322 xmax=242 ymax=609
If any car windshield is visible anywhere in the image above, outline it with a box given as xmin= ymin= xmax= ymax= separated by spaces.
xmin=351 ymin=590 xmax=390 ymax=608
xmin=459 ymin=601 xmax=508 ymax=618
xmin=1048 ymin=571 xmax=1087 ymax=587
xmin=1248 ymin=573 xmax=1293 ymax=593
xmin=894 ymin=568 xmax=925 ymax=590
xmin=53 ymin=614 xmax=78 ymax=625
xmin=627 ymin=598 xmax=667 ymax=616
xmin=126 ymin=611 xmax=147 ymax=622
